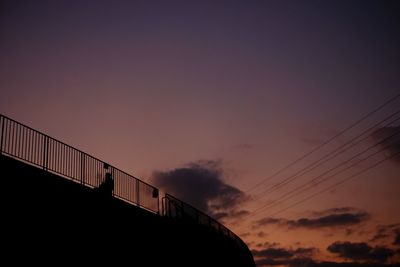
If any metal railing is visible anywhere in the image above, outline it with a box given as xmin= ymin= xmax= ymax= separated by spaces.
xmin=0 ymin=114 xmax=248 ymax=251
xmin=162 ymin=194 xmax=247 ymax=249
xmin=0 ymin=114 xmax=159 ymax=213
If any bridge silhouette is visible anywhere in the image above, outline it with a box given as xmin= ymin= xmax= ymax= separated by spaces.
xmin=0 ymin=114 xmax=255 ymax=266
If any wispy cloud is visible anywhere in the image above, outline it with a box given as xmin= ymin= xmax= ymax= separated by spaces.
xmin=370 ymin=224 xmax=400 ymax=243
xmin=254 ymin=208 xmax=369 ymax=229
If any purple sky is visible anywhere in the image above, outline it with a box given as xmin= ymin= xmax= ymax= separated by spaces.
xmin=1 ymin=1 xmax=400 ymax=266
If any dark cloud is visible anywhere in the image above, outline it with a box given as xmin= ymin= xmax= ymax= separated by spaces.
xmin=313 ymin=207 xmax=358 ymax=216
xmin=370 ymin=229 xmax=390 ymax=243
xmin=288 ymin=259 xmax=400 ymax=267
xmin=211 ymin=208 xmax=249 ymax=222
xmin=229 ymin=209 xmax=250 ymax=218
xmin=254 ymin=209 xmax=369 ymax=229
xmin=293 ymin=247 xmax=317 ymax=257
xmin=289 ymin=213 xmax=369 ymax=229
xmin=152 ymin=160 xmax=248 ymax=219
xmin=255 ymin=258 xmax=288 ymax=266
xmin=255 ymin=251 xmax=399 ymax=267
xmin=394 ymin=229 xmax=400 ymax=246
xmin=257 ymin=258 xmax=400 ymax=267
xmin=327 ymin=241 xmax=395 ymax=263
xmin=254 ymin=217 xmax=284 ymax=227
xmin=371 ymin=126 xmax=400 ymax=162
xmin=253 ymin=246 xmax=317 ymax=267
xmin=253 ymin=248 xmax=294 ymax=259
xmin=253 ymin=238 xmax=399 ymax=266
xmin=370 ymin=224 xmax=400 ymax=244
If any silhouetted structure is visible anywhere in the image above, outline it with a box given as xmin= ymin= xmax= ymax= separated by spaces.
xmin=0 ymin=114 xmax=255 ymax=267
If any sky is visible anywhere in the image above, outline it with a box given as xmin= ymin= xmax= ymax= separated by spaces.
xmin=1 ymin=1 xmax=400 ymax=266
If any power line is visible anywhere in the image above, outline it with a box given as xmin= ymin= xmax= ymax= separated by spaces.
xmin=246 ymin=127 xmax=400 ymax=218
xmin=245 ymin=93 xmax=400 ymax=194
xmin=265 ymin=149 xmax=400 ymax=218
xmin=252 ymin=111 xmax=400 ymax=199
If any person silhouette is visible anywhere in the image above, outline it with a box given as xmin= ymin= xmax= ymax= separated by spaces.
xmin=104 ymin=172 xmax=114 ymax=196
xmin=97 ymin=172 xmax=114 ymax=197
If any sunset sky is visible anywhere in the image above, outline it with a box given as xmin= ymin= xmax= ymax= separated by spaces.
xmin=1 ymin=1 xmax=399 ymax=266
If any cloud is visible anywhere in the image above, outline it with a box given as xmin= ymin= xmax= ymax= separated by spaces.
xmin=254 ymin=217 xmax=284 ymax=226
xmin=257 ymin=258 xmax=400 ymax=267
xmin=371 ymin=126 xmax=400 ymax=162
xmin=289 ymin=213 xmax=369 ymax=229
xmin=369 ymin=224 xmax=400 ymax=244
xmin=394 ymin=229 xmax=400 ymax=246
xmin=327 ymin=241 xmax=395 ymax=263
xmin=313 ymin=207 xmax=357 ymax=216
xmin=254 ymin=208 xmax=369 ymax=229
xmin=253 ymin=245 xmax=317 ymax=267
xmin=253 ymin=248 xmax=294 ymax=259
xmin=294 ymin=247 xmax=317 ymax=256
xmin=228 ymin=209 xmax=250 ymax=219
xmin=370 ymin=230 xmax=390 ymax=243
xmin=152 ymin=160 xmax=248 ymax=219
xmin=288 ymin=260 xmax=400 ymax=267
xmin=255 ymin=258 xmax=289 ymax=266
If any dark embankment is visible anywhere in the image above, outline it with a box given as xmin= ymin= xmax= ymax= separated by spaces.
xmin=1 ymin=155 xmax=255 ymax=266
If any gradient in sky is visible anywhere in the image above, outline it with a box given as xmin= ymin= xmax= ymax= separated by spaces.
xmin=1 ymin=1 xmax=400 ymax=266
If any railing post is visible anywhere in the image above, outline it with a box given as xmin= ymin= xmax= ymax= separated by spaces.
xmin=81 ymin=153 xmax=85 ymax=184
xmin=43 ymin=135 xmax=49 ymax=170
xmin=165 ymin=197 xmax=170 ymax=217
xmin=136 ymin=179 xmax=140 ymax=207
xmin=0 ymin=115 xmax=4 ymax=155
xmin=111 ymin=167 xmax=114 ymax=197
xmin=157 ymin=194 xmax=160 ymax=215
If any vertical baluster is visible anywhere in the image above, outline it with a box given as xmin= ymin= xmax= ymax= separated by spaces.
xmin=0 ymin=116 xmax=4 ymax=155
xmin=137 ymin=180 xmax=140 ymax=207
xmin=81 ymin=153 xmax=85 ymax=184
xmin=43 ymin=135 xmax=49 ymax=170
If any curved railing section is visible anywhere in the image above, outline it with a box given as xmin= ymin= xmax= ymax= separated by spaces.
xmin=162 ymin=194 xmax=248 ymax=249
xmin=0 ymin=114 xmax=159 ymax=213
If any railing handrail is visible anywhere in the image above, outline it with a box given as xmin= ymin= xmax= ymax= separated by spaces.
xmin=0 ymin=114 xmax=158 ymax=188
xmin=0 ymin=114 xmax=159 ymax=213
